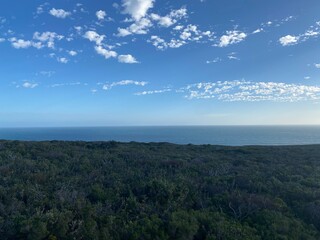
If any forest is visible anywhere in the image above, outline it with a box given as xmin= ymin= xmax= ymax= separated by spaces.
xmin=0 ymin=140 xmax=319 ymax=239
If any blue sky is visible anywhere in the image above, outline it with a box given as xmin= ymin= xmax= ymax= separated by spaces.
xmin=1 ymin=0 xmax=320 ymax=127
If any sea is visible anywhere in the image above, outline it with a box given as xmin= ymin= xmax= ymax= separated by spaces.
xmin=0 ymin=126 xmax=320 ymax=146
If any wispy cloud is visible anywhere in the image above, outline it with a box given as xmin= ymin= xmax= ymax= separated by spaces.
xmin=134 ymin=88 xmax=172 ymax=95
xmin=22 ymin=81 xmax=38 ymax=89
xmin=51 ymin=82 xmax=81 ymax=88
xmin=38 ymin=71 xmax=55 ymax=77
xmin=206 ymin=58 xmax=221 ymax=64
xmin=102 ymin=80 xmax=148 ymax=90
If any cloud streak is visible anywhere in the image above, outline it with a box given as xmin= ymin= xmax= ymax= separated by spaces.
xmin=102 ymin=80 xmax=148 ymax=90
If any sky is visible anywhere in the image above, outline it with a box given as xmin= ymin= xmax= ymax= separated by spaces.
xmin=0 ymin=0 xmax=320 ymax=127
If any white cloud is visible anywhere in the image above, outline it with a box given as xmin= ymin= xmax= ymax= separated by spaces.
xmin=181 ymin=80 xmax=320 ymax=102
xmin=117 ymin=28 xmax=132 ymax=37
xmin=149 ymin=24 xmax=213 ymax=50
xmin=74 ymin=26 xmax=82 ymax=33
xmin=173 ymin=25 xmax=184 ymax=31
xmin=227 ymin=52 xmax=240 ymax=60
xmin=206 ymin=58 xmax=221 ymax=64
xmin=95 ymin=45 xmax=117 ymax=59
xmin=68 ymin=50 xmax=77 ymax=56
xmin=96 ymin=10 xmax=107 ymax=20
xmin=83 ymin=31 xmax=105 ymax=45
xmin=49 ymin=8 xmax=71 ymax=19
xmin=117 ymin=17 xmax=152 ymax=36
xmin=33 ymin=31 xmax=64 ymax=42
xmin=315 ymin=63 xmax=320 ymax=69
xmin=103 ymin=80 xmax=147 ymax=90
xmin=10 ymin=38 xmax=34 ymax=49
xmin=149 ymin=35 xmax=186 ymax=50
xmin=218 ymin=30 xmax=247 ymax=47
xmin=84 ymin=31 xmax=118 ymax=61
xmin=180 ymin=24 xmax=212 ymax=41
xmin=122 ymin=0 xmax=154 ymax=21
xmin=22 ymin=82 xmax=38 ymax=89
xmin=33 ymin=31 xmax=64 ymax=49
xmin=150 ymin=7 xmax=187 ymax=28
xmin=51 ymin=82 xmax=81 ymax=88
xmin=150 ymin=14 xmax=173 ymax=27
xmin=9 ymin=32 xmax=64 ymax=50
xmin=228 ymin=56 xmax=239 ymax=60
xmin=118 ymin=54 xmax=139 ymax=63
xmin=279 ymin=35 xmax=299 ymax=46
xmin=252 ymin=28 xmax=263 ymax=34
xmin=0 ymin=38 xmax=5 ymax=43
xmin=134 ymin=88 xmax=172 ymax=95
xmin=38 ymin=71 xmax=55 ymax=77
xmin=279 ymin=22 xmax=320 ymax=46
xmin=36 ymin=3 xmax=50 ymax=15
xmin=57 ymin=57 xmax=68 ymax=63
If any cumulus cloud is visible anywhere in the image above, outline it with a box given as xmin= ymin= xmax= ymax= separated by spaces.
xmin=315 ymin=63 xmax=320 ymax=69
xmin=96 ymin=10 xmax=107 ymax=20
xmin=218 ymin=31 xmax=247 ymax=47
xmin=95 ymin=45 xmax=117 ymax=59
xmin=33 ymin=31 xmax=64 ymax=49
xmin=84 ymin=31 xmax=118 ymax=60
xmin=9 ymin=38 xmax=43 ymax=49
xmin=150 ymin=7 xmax=187 ymax=28
xmin=149 ymin=35 xmax=186 ymax=50
xmin=117 ymin=17 xmax=152 ymax=36
xmin=279 ymin=22 xmax=320 ymax=46
xmin=122 ymin=0 xmax=154 ymax=21
xmin=102 ymin=80 xmax=148 ymax=90
xmin=9 ymin=32 xmax=64 ymax=50
xmin=118 ymin=54 xmax=139 ymax=63
xmin=181 ymin=80 xmax=320 ymax=102
xmin=83 ymin=31 xmax=105 ymax=45
xmin=279 ymin=35 xmax=299 ymax=46
xmin=49 ymin=8 xmax=71 ymax=19
xmin=149 ymin=24 xmax=213 ymax=50
xmin=0 ymin=38 xmax=5 ymax=43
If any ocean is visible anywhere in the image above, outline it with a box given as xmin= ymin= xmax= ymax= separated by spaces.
xmin=0 ymin=126 xmax=320 ymax=146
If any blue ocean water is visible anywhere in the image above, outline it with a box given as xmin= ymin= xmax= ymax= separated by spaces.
xmin=0 ymin=126 xmax=320 ymax=146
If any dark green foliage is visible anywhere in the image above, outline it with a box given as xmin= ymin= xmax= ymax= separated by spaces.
xmin=0 ymin=141 xmax=319 ymax=239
